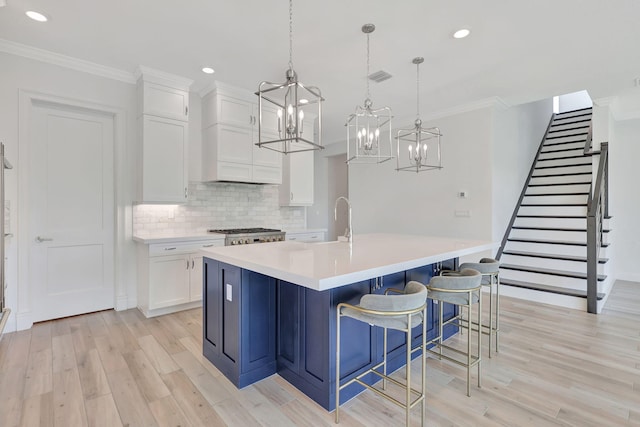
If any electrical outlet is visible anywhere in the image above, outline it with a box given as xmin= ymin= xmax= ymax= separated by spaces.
xmin=458 ymin=190 xmax=468 ymax=198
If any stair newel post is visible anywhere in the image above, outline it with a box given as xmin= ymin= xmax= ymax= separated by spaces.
xmin=586 ymin=214 xmax=598 ymax=314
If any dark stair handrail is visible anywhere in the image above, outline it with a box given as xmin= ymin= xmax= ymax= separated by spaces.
xmin=586 ymin=141 xmax=609 ymax=313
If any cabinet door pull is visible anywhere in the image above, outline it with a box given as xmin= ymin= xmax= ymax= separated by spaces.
xmin=184 ymin=187 xmax=188 ymax=199
xmin=202 ymin=244 xmax=214 ymax=247
xmin=290 ymin=192 xmax=293 ymax=201
xmin=185 ymin=106 xmax=188 ymax=116
xmin=191 ymin=259 xmax=195 ymax=269
xmin=164 ymin=247 xmax=177 ymax=251
xmin=186 ymin=260 xmax=190 ymax=269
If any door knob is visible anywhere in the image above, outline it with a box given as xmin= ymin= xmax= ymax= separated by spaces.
xmin=35 ymin=236 xmax=53 ymax=243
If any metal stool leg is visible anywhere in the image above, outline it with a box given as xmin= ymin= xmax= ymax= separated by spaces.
xmin=335 ymin=311 xmax=341 ymax=424
xmin=477 ymin=287 xmax=482 ymax=389
xmin=487 ymin=274 xmax=493 ymax=359
xmin=495 ymin=273 xmax=500 ymax=354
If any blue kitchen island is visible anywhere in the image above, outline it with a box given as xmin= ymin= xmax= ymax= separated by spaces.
xmin=200 ymin=234 xmax=494 ymax=411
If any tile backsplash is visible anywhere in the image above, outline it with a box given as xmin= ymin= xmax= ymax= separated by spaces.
xmin=133 ymin=182 xmax=306 ymax=234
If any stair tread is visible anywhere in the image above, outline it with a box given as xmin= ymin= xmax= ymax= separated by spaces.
xmin=501 ymin=263 xmax=606 ymax=281
xmin=520 ymin=203 xmax=587 ymax=206
xmin=511 ymin=225 xmax=610 ymax=232
xmin=507 ymin=237 xmax=610 ymax=247
xmin=535 ymin=162 xmax=592 ymax=170
xmin=517 ymin=214 xmax=586 ymax=219
xmin=548 ymin=126 xmax=590 ymax=134
xmin=537 ymin=154 xmax=589 ymax=161
xmin=528 ymin=182 xmax=591 ymax=187
xmin=540 ymin=147 xmax=585 ymax=154
xmin=532 ymin=171 xmax=591 ymax=178
xmin=500 ymin=279 xmax=605 ymax=300
xmin=525 ymin=192 xmax=589 ymax=196
xmin=555 ymin=107 xmax=593 ymax=115
xmin=501 ymin=250 xmax=608 ymax=264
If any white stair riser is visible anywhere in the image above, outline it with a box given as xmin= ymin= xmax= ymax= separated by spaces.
xmin=549 ymin=122 xmax=591 ymax=132
xmin=522 ymin=194 xmax=587 ymax=205
xmin=499 ymin=286 xmax=588 ymax=311
xmin=518 ymin=205 xmax=587 ymax=216
xmin=510 ymin=231 xmax=610 ymax=246
xmin=535 ymin=157 xmax=591 ymax=168
xmin=514 ymin=216 xmax=586 ymax=228
xmin=509 ymin=228 xmax=587 ymax=241
xmin=554 ymin=111 xmax=592 ymax=120
xmin=500 ymin=269 xmax=588 ymax=288
xmin=529 ymin=175 xmax=591 ymax=185
xmin=533 ymin=164 xmax=592 ymax=175
xmin=499 ymin=254 xmax=606 ymax=275
xmin=540 ymin=142 xmax=586 ymax=153
xmin=526 ymin=184 xmax=591 ymax=194
xmin=547 ymin=129 xmax=590 ymax=139
xmin=505 ymin=240 xmax=587 ymax=256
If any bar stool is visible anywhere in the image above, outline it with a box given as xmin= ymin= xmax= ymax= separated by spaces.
xmin=336 ymin=281 xmax=428 ymax=426
xmin=459 ymin=258 xmax=500 ymax=357
xmin=426 ymin=268 xmax=482 ymax=397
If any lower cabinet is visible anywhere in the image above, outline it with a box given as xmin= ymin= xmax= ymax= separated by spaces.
xmin=136 ymin=239 xmax=224 ymax=317
xmin=203 ymin=260 xmax=277 ymax=388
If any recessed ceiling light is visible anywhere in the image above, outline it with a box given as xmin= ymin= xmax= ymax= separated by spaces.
xmin=453 ymin=28 xmax=470 ymax=39
xmin=202 ymin=67 xmax=215 ymax=74
xmin=26 ymin=10 xmax=48 ymax=22
xmin=299 ymin=98 xmax=309 ymax=104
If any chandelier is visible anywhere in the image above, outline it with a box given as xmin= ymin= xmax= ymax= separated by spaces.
xmin=346 ymin=24 xmax=393 ymax=164
xmin=256 ymin=0 xmax=324 ymax=154
xmin=396 ymin=57 xmax=442 ymax=173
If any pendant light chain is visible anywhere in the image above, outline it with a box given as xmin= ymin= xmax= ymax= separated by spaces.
xmin=416 ymin=61 xmax=420 ymax=119
xmin=365 ymin=32 xmax=371 ymax=101
xmin=288 ymin=0 xmax=293 ymax=70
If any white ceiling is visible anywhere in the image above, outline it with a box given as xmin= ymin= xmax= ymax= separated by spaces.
xmin=1 ymin=0 xmax=639 ymax=143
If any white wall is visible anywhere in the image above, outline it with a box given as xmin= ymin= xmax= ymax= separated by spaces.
xmin=349 ymin=107 xmax=494 ymax=240
xmin=558 ymin=90 xmax=592 ymax=113
xmin=492 ymin=99 xmax=553 ymax=244
xmin=0 ymin=52 xmax=138 ymax=331
xmin=609 ymin=117 xmax=640 ymax=282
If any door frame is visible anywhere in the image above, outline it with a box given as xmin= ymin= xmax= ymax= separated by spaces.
xmin=18 ymin=90 xmax=129 ymax=330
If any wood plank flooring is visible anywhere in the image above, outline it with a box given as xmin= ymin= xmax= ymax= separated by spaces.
xmin=1 ymin=280 xmax=640 ymax=426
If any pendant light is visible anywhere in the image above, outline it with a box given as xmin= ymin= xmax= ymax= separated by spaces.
xmin=256 ymin=0 xmax=324 ymax=154
xmin=396 ymin=57 xmax=442 ymax=173
xmin=346 ymin=24 xmax=393 ymax=164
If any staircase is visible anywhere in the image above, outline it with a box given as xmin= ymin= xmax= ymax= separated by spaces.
xmin=497 ymin=107 xmax=612 ymax=312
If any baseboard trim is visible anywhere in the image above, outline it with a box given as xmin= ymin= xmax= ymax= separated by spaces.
xmin=16 ymin=310 xmax=33 ymax=331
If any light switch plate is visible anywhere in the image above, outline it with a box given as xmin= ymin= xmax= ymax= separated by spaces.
xmin=226 ymin=284 xmax=232 ymax=302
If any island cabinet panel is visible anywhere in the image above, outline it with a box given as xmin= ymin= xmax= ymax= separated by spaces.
xmin=203 ymin=260 xmax=277 ymax=388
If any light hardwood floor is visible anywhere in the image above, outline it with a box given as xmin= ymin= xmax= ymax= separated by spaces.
xmin=1 ymin=280 xmax=640 ymax=426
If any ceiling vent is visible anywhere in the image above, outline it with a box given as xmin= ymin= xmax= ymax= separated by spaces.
xmin=368 ymin=70 xmax=392 ymax=83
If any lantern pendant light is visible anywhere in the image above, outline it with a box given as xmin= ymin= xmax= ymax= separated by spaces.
xmin=396 ymin=57 xmax=442 ymax=173
xmin=346 ymin=24 xmax=393 ymax=164
xmin=256 ymin=0 xmax=324 ymax=154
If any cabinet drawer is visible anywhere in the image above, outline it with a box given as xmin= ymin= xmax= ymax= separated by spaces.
xmin=285 ymin=232 xmax=325 ymax=243
xmin=149 ymin=240 xmax=224 ymax=256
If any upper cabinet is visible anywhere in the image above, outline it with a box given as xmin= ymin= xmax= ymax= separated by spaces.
xmin=136 ymin=67 xmax=193 ymax=203
xmin=201 ymin=82 xmax=282 ymax=184
xmin=280 ymin=114 xmax=316 ymax=206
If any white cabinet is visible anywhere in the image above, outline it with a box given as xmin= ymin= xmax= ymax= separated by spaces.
xmin=285 ymin=230 xmax=326 ymax=243
xmin=136 ymin=68 xmax=192 ymax=203
xmin=201 ymin=83 xmax=282 ymax=184
xmin=137 ymin=239 xmax=224 ymax=317
xmin=280 ymin=142 xmax=315 ymax=206
xmin=139 ymin=81 xmax=189 ymax=121
xmin=141 ymin=115 xmax=188 ymax=203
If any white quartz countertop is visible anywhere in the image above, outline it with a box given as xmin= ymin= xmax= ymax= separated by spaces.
xmin=133 ymin=232 xmax=225 ymax=244
xmin=200 ymin=233 xmax=497 ymax=291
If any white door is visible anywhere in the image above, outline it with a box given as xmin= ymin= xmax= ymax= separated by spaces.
xmin=29 ymin=101 xmax=115 ymax=322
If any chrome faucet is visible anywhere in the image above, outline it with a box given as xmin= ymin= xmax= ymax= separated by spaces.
xmin=334 ymin=196 xmax=352 ymax=243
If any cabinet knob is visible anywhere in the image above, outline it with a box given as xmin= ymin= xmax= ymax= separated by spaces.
xmin=185 ymin=106 xmax=188 ymax=116
xmin=184 ymin=187 xmax=188 ymax=199
xmin=290 ymin=192 xmax=293 ymax=201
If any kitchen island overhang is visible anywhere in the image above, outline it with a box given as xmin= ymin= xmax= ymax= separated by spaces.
xmin=199 ymin=233 xmax=496 ymax=291
xmin=200 ymin=234 xmax=496 ymax=410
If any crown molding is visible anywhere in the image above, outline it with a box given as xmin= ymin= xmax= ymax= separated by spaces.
xmin=198 ymin=80 xmax=255 ymax=100
xmin=135 ymin=65 xmax=193 ymax=90
xmin=0 ymin=38 xmax=136 ymax=84
xmin=421 ymin=96 xmax=510 ymax=122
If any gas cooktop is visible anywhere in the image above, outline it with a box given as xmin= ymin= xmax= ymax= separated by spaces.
xmin=207 ymin=228 xmax=285 ymax=245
